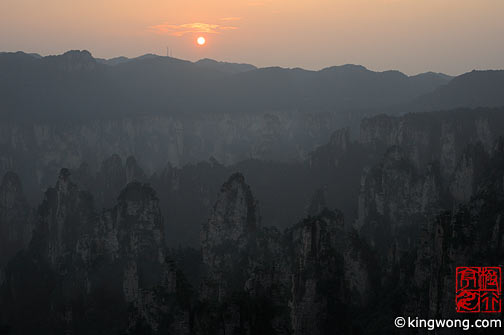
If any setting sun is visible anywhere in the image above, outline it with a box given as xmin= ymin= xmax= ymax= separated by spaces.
xmin=197 ymin=36 xmax=206 ymax=46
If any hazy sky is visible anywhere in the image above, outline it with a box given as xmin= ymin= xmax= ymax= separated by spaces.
xmin=1 ymin=0 xmax=503 ymax=75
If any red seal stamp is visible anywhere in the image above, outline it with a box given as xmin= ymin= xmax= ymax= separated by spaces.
xmin=456 ymin=267 xmax=501 ymax=313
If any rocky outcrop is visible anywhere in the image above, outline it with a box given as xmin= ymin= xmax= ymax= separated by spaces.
xmin=286 ymin=209 xmax=373 ymax=335
xmin=0 ymin=169 xmax=97 ymax=333
xmin=97 ymin=182 xmax=178 ymax=332
xmin=200 ymin=173 xmax=260 ymax=301
xmin=359 ymin=108 xmax=504 ymax=177
xmin=0 ymin=171 xmax=183 ymax=334
xmin=44 ymin=50 xmax=97 ymax=72
xmin=411 ymin=188 xmax=504 ymax=326
xmin=287 ymin=209 xmax=344 ymax=335
xmin=394 ymin=138 xmax=504 ymax=333
xmin=0 ymin=172 xmax=33 ymax=267
xmin=196 ymin=173 xmax=265 ymax=334
xmin=357 ymin=146 xmax=442 ymax=250
xmin=32 ymin=168 xmax=96 ymax=268
xmin=198 ymin=174 xmax=374 ymax=335
xmin=357 ymin=111 xmax=504 ymax=263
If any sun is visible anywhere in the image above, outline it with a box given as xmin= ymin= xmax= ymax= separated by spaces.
xmin=197 ymin=36 xmax=206 ymax=46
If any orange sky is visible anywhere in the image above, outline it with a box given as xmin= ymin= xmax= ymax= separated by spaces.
xmin=1 ymin=0 xmax=503 ymax=75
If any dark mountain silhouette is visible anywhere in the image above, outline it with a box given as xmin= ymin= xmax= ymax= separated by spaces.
xmin=376 ymin=69 xmax=504 ymax=115
xmin=0 ymin=50 xmax=452 ymax=121
xmin=95 ymin=56 xmax=129 ymax=66
xmin=195 ymin=58 xmax=257 ymax=74
xmin=414 ymin=69 xmax=504 ymax=110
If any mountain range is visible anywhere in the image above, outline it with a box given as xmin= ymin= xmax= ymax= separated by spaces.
xmin=0 ymin=50 xmax=458 ymax=120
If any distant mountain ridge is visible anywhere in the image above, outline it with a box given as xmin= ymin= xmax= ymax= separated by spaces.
xmin=95 ymin=54 xmax=257 ymax=74
xmin=0 ymin=50 xmax=456 ymax=121
xmin=195 ymin=58 xmax=257 ymax=74
xmin=367 ymin=69 xmax=504 ymax=116
xmin=414 ymin=69 xmax=504 ymax=110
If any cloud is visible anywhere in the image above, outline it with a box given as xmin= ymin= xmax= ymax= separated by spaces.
xmin=149 ymin=22 xmax=238 ymax=36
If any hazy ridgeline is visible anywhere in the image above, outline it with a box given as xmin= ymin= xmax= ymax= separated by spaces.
xmin=1 ymin=50 xmax=503 ymax=202
xmin=1 ymin=51 xmax=504 ymax=334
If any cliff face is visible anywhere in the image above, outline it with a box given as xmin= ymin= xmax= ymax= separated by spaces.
xmin=410 ymin=138 xmax=504 ymax=324
xmin=198 ymin=175 xmax=373 ymax=335
xmin=286 ymin=209 xmax=372 ymax=335
xmin=356 ymin=109 xmax=504 ymax=272
xmin=358 ymin=112 xmax=501 ymax=219
xmin=350 ymin=136 xmax=504 ymax=333
xmin=0 ymin=172 xmax=33 ymax=267
xmin=357 ymin=146 xmax=442 ymax=253
xmin=201 ymin=174 xmax=259 ymax=266
xmin=359 ymin=109 xmax=504 ymax=178
xmin=0 ymin=111 xmax=338 ymax=200
xmin=0 ymin=171 xmax=183 ymax=334
xmin=1 ymin=169 xmax=98 ymax=333
xmin=354 ymin=114 xmax=504 ymax=331
xmin=96 ymin=182 xmax=178 ymax=332
xmin=32 ymin=168 xmax=95 ymax=268
xmin=197 ymin=173 xmax=266 ymax=334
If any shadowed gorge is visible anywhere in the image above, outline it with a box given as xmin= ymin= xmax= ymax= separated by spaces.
xmin=1 ymin=102 xmax=504 ymax=333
